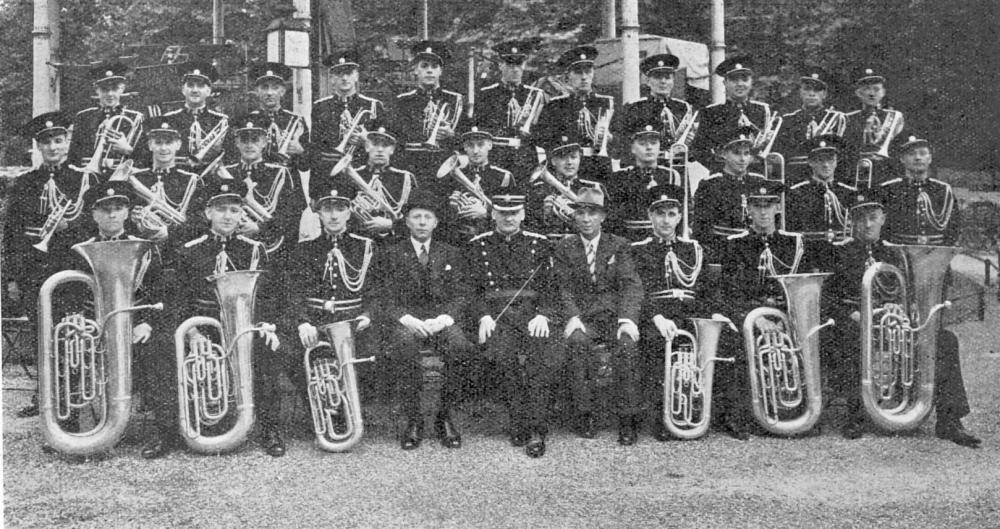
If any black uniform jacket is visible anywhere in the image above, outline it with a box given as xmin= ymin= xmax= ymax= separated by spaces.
xmin=785 ymin=178 xmax=856 ymax=241
xmin=473 ymin=82 xmax=546 ymax=141
xmin=129 ymin=166 xmax=205 ymax=241
xmin=439 ymin=163 xmax=516 ymax=243
xmin=138 ymin=106 xmax=229 ymax=167
xmin=466 ymin=229 xmax=556 ymax=322
xmin=217 ymin=161 xmax=306 ymax=253
xmin=235 ymin=108 xmax=311 ymax=171
xmin=690 ymin=99 xmax=770 ymax=165
xmin=310 ymin=92 xmax=383 ymax=169
xmin=843 ymin=105 xmax=905 ymax=159
xmin=328 ymin=163 xmax=416 ymax=242
xmin=631 ymin=235 xmax=714 ymax=322
xmin=692 ymin=171 xmax=768 ymax=240
xmin=393 ymin=87 xmax=464 ymax=153
xmin=67 ymin=105 xmax=145 ymax=168
xmin=773 ymin=107 xmax=847 ymax=165
xmin=286 ymin=231 xmax=376 ymax=327
xmin=553 ymin=232 xmax=643 ymax=325
xmin=534 ymin=92 xmax=614 ymax=154
xmin=824 ymin=237 xmax=904 ymax=325
xmin=373 ymin=238 xmax=469 ymax=323
xmin=720 ymin=229 xmax=804 ymax=315
xmin=613 ymin=95 xmax=692 ymax=157
xmin=173 ymin=231 xmax=274 ymax=322
xmin=606 ymin=165 xmax=682 ymax=240
xmin=879 ymin=175 xmax=960 ymax=246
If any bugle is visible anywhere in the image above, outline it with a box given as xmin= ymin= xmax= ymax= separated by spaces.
xmin=38 ymin=240 xmax=163 ymax=455
xmin=305 ymin=320 xmax=375 ymax=452
xmin=663 ymin=317 xmax=736 ymax=439
xmin=436 ymin=153 xmax=492 ymax=209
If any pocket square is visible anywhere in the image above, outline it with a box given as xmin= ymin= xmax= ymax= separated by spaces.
xmin=444 ymin=264 xmax=452 ymax=271
xmin=607 ymin=254 xmax=616 ymax=265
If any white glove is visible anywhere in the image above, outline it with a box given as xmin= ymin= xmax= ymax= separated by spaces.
xmin=652 ymin=314 xmax=677 ymax=340
xmin=564 ymin=316 xmax=586 ymax=339
xmin=617 ymin=319 xmax=640 ymax=342
xmin=478 ymin=315 xmax=496 ymax=344
xmin=356 ymin=315 xmax=371 ymax=332
xmin=850 ymin=311 xmax=861 ymax=323
xmin=400 ymin=314 xmax=430 ymax=337
xmin=132 ymin=323 xmax=152 ymax=344
xmin=258 ymin=323 xmax=281 ymax=351
xmin=298 ymin=322 xmax=319 ymax=348
xmin=528 ymin=315 xmax=550 ymax=338
xmin=425 ymin=314 xmax=454 ymax=335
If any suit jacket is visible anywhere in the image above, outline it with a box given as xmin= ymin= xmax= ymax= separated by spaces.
xmin=374 ymin=238 xmax=469 ymax=322
xmin=553 ymin=232 xmax=643 ymax=324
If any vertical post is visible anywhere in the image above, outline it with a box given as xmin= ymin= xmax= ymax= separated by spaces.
xmin=212 ymin=0 xmax=224 ymax=45
xmin=709 ymin=0 xmax=726 ymax=104
xmin=604 ymin=0 xmax=617 ymax=39
xmin=423 ymin=0 xmax=430 ymax=39
xmin=620 ymin=0 xmax=639 ymax=104
xmin=32 ymin=0 xmax=60 ymax=116
xmin=467 ymin=50 xmax=475 ymax=119
xmin=292 ymin=0 xmax=312 ymax=122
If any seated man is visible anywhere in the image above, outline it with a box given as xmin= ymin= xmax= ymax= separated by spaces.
xmin=374 ymin=189 xmax=474 ymax=450
xmin=468 ymin=193 xmax=559 ymax=457
xmin=553 ymin=185 xmax=644 ymax=445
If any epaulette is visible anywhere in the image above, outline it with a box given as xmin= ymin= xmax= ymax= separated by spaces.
xmin=313 ymin=95 xmax=334 ymax=104
xmin=523 ymin=230 xmax=547 ymax=240
xmin=617 ymin=165 xmax=634 ymax=173
xmin=397 ymin=90 xmax=417 ymax=99
xmin=358 ymin=94 xmax=379 ymax=103
xmin=442 ymin=89 xmax=462 ymax=98
xmin=470 ymin=231 xmax=493 ymax=242
xmin=778 ymin=229 xmax=804 ymax=239
xmin=832 ymin=237 xmax=854 ymax=246
xmin=549 ymin=94 xmax=569 ymax=102
xmin=655 ymin=164 xmax=672 ymax=172
xmin=673 ymin=98 xmax=692 ymax=107
xmin=782 ymin=109 xmax=803 ymax=118
xmin=489 ymin=165 xmax=512 ymax=176
xmin=76 ymin=107 xmax=98 ymax=116
xmin=123 ymin=108 xmax=143 ymax=118
xmin=678 ymin=236 xmax=700 ymax=245
xmin=184 ymin=234 xmax=208 ymax=248
xmin=631 ymin=237 xmax=653 ymax=247
xmin=789 ymin=181 xmax=809 ymax=190
xmin=480 ymin=83 xmax=499 ymax=91
xmin=177 ymin=168 xmax=198 ymax=178
xmin=223 ymin=163 xmax=239 ymax=170
xmin=236 ymin=234 xmax=264 ymax=246
xmin=726 ymin=230 xmax=750 ymax=240
xmin=928 ymin=178 xmax=950 ymax=187
xmin=703 ymin=173 xmax=722 ymax=181
xmin=132 ymin=167 xmax=150 ymax=175
xmin=836 ymin=182 xmax=857 ymax=191
xmin=880 ymin=178 xmax=902 ymax=187
xmin=388 ymin=166 xmax=413 ymax=177
xmin=748 ymin=171 xmax=766 ymax=179
xmin=162 ymin=108 xmax=183 ymax=117
xmin=705 ymin=102 xmax=724 ymax=109
xmin=751 ymin=100 xmax=770 ymax=110
xmin=526 ymin=85 xmax=544 ymax=93
xmin=264 ymin=162 xmax=285 ymax=170
xmin=348 ymin=232 xmax=374 ymax=243
xmin=595 ymin=94 xmax=614 ymax=103
xmin=633 ymin=96 xmax=649 ymax=103
xmin=207 ymin=109 xmax=228 ymax=119
xmin=844 ymin=109 xmax=861 ymax=117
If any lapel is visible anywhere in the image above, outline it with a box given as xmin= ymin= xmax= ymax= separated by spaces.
xmin=566 ymin=236 xmax=587 ymax=277
xmin=594 ymin=234 xmax=615 ymax=280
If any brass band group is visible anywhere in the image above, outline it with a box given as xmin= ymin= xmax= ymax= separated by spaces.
xmin=3 ymin=37 xmax=982 ymax=462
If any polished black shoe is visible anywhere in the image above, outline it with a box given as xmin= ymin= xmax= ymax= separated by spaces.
xmin=525 ymin=430 xmax=546 ymax=458
xmin=936 ymin=420 xmax=981 ymax=449
xmin=41 ymin=443 xmax=57 ymax=455
xmin=400 ymin=420 xmax=423 ymax=450
xmin=262 ymin=430 xmax=286 ymax=457
xmin=141 ymin=436 xmax=172 ymax=460
xmin=575 ymin=413 xmax=596 ymax=439
xmin=842 ymin=420 xmax=865 ymax=440
xmin=617 ymin=416 xmax=638 ymax=446
xmin=435 ymin=412 xmax=462 ymax=449
xmin=510 ymin=427 xmax=530 ymax=448
xmin=17 ymin=404 xmax=39 ymax=418
xmin=722 ymin=419 xmax=750 ymax=441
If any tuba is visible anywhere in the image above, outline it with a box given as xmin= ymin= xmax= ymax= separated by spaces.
xmin=743 ymin=273 xmax=834 ymax=436
xmin=860 ymin=244 xmax=954 ymax=431
xmin=37 ymin=240 xmax=163 ymax=456
xmin=663 ymin=317 xmax=736 ymax=439
xmin=304 ymin=320 xmax=375 ymax=452
xmin=174 ymin=270 xmax=278 ymax=454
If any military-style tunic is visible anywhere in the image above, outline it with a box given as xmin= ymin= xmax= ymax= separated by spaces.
xmin=606 ymin=165 xmax=683 ymax=241
xmin=720 ymin=229 xmax=804 ymax=314
xmin=842 ymin=106 xmax=905 ymax=186
xmin=525 ymin=174 xmax=597 ymax=239
xmin=330 ymin=163 xmax=416 ymax=242
xmin=473 ymin=82 xmax=545 ymax=176
xmin=773 ymin=107 xmax=847 ymax=183
xmin=631 ymin=236 xmax=711 ymax=321
xmin=219 ymin=161 xmax=305 ymax=254
xmin=150 ymin=106 xmax=230 ymax=167
xmin=439 ymin=163 xmax=516 ymax=244
xmin=129 ymin=166 xmax=205 ymax=241
xmin=286 ymin=231 xmax=376 ymax=326
xmin=67 ymin=105 xmax=145 ymax=169
xmin=393 ymin=87 xmax=464 ymax=179
xmin=690 ymin=99 xmax=770 ymax=166
xmin=691 ymin=171 xmax=768 ymax=255
xmin=613 ymin=95 xmax=692 ymax=158
xmin=786 ymin=179 xmax=856 ymax=242
xmin=235 ymin=108 xmax=311 ymax=171
xmin=533 ymin=92 xmax=615 ymax=181
xmin=310 ymin=92 xmax=383 ymax=171
xmin=879 ymin=176 xmax=960 ymax=245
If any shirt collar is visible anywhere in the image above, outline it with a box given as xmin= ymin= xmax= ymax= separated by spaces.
xmin=210 ymin=229 xmax=234 ymax=243
xmin=99 ymin=229 xmax=126 ymax=241
xmin=580 ymin=232 xmax=601 ymax=249
xmin=410 ymin=237 xmax=431 ymax=255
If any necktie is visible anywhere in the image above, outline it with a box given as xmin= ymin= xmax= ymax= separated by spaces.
xmin=418 ymin=244 xmax=429 ymax=266
xmin=586 ymin=241 xmax=597 ymax=282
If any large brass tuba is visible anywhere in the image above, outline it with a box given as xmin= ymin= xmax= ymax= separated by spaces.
xmin=37 ymin=240 xmax=163 ymax=456
xmin=860 ymin=244 xmax=954 ymax=431
xmin=663 ymin=317 xmax=736 ymax=439
xmin=304 ymin=320 xmax=375 ymax=452
xmin=744 ymin=273 xmax=833 ymax=436
xmin=174 ymin=270 xmax=277 ymax=454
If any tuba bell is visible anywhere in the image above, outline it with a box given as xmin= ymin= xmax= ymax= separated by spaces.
xmin=860 ymin=244 xmax=954 ymax=431
xmin=663 ymin=317 xmax=736 ymax=439
xmin=304 ymin=320 xmax=375 ymax=452
xmin=743 ymin=273 xmax=834 ymax=436
xmin=174 ymin=270 xmax=278 ymax=454
xmin=37 ymin=240 xmax=163 ymax=456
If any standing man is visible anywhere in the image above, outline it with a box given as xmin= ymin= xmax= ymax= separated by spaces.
xmin=67 ymin=62 xmax=144 ymax=170
xmin=467 ymin=194 xmax=559 ymax=457
xmin=239 ymin=62 xmax=309 ymax=171
xmin=375 ymin=189 xmax=474 ymax=450
xmin=473 ymin=40 xmax=546 ymax=178
xmin=534 ymin=46 xmax=615 ymax=182
xmin=843 ymin=67 xmax=905 ymax=186
xmin=394 ymin=41 xmax=464 ymax=181
xmin=880 ymin=135 xmax=959 ymax=245
xmin=151 ymin=61 xmax=229 ymax=169
xmin=691 ymin=56 xmax=771 ymax=170
xmin=606 ymin=125 xmax=684 ymax=241
xmin=614 ymin=53 xmax=693 ymax=158
xmin=773 ymin=67 xmax=846 ymax=184
xmin=553 ymin=186 xmax=644 ymax=445
xmin=311 ymin=50 xmax=384 ymax=172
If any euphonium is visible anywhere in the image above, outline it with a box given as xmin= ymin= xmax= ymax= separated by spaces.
xmin=175 ymin=270 xmax=277 ymax=454
xmin=436 ymin=153 xmax=493 ymax=209
xmin=744 ymin=273 xmax=834 ymax=436
xmin=860 ymin=244 xmax=955 ymax=432
xmin=38 ymin=240 xmax=163 ymax=455
xmin=664 ymin=317 xmax=736 ymax=439
xmin=305 ymin=320 xmax=375 ymax=452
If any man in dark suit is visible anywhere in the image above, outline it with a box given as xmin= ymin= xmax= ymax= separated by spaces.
xmin=375 ymin=189 xmax=474 ymax=450
xmin=553 ymin=185 xmax=644 ymax=445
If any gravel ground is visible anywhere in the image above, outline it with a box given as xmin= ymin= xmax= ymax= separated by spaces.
xmin=4 ymin=259 xmax=999 ymax=529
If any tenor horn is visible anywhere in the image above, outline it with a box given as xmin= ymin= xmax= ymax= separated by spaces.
xmin=663 ymin=317 xmax=736 ymax=439
xmin=436 ymin=153 xmax=493 ymax=209
xmin=860 ymin=244 xmax=954 ymax=432
xmin=744 ymin=273 xmax=834 ymax=436
xmin=341 ymin=163 xmax=401 ymax=220
xmin=305 ymin=320 xmax=375 ymax=452
xmin=174 ymin=270 xmax=277 ymax=454
xmin=529 ymin=163 xmax=578 ymax=222
xmin=37 ymin=240 xmax=163 ymax=455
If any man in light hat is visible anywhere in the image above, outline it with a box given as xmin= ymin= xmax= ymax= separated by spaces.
xmin=613 ymin=53 xmax=693 ymax=159
xmin=773 ymin=66 xmax=847 ymax=184
xmin=236 ymin=62 xmax=309 ymax=170
xmin=467 ymin=193 xmax=559 ymax=457
xmin=472 ymin=39 xmax=546 ymax=178
xmin=312 ymin=49 xmax=384 ymax=171
xmin=553 ymin=184 xmax=644 ymax=445
xmin=67 ymin=62 xmax=145 ymax=170
xmin=879 ymin=135 xmax=959 ymax=245
xmin=843 ymin=66 xmax=905 ymax=185
xmin=393 ymin=40 xmax=464 ymax=180
xmin=154 ymin=61 xmax=229 ymax=169
xmin=691 ymin=55 xmax=772 ymax=168
xmin=534 ymin=45 xmax=615 ymax=182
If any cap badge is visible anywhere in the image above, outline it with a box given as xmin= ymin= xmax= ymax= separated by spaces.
xmin=811 ymin=73 xmax=819 ymax=79
xmin=377 ymin=127 xmax=386 ymax=133
xmin=560 ymin=135 xmax=569 ymax=142
xmin=660 ymin=195 xmax=668 ymax=201
xmin=246 ymin=122 xmax=254 ymax=128
xmin=44 ymin=120 xmax=53 ymax=128
xmin=657 ymin=60 xmax=664 ymax=67
xmin=908 ymin=135 xmax=917 ymax=142
xmin=471 ymin=126 xmax=479 ymax=132
xmin=265 ymin=70 xmax=274 ymax=76
xmin=329 ymin=189 xmax=338 ymax=197
xmin=220 ymin=184 xmax=229 ymax=192
xmin=511 ymin=47 xmax=518 ymax=54
xmin=819 ymin=141 xmax=827 ymax=148
xmin=425 ymin=47 xmax=432 ymax=54
xmin=856 ymin=194 xmax=865 ymax=203
xmin=735 ymin=63 xmax=743 ymax=70
xmin=105 ymin=70 xmax=114 ymax=77
xmin=580 ymin=54 xmax=586 ymax=60
xmin=106 ymin=188 xmax=115 ymax=196
xmin=865 ymin=68 xmax=873 ymax=75
xmin=759 ymin=187 xmax=767 ymax=194
xmin=192 ymin=69 xmax=201 ymax=76
xmin=645 ymin=125 xmax=654 ymax=132
xmin=338 ymin=57 xmax=346 ymax=64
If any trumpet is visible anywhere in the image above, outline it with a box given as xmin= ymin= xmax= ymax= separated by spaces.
xmin=305 ymin=320 xmax=375 ymax=452
xmin=744 ymin=273 xmax=834 ymax=436
xmin=806 ymin=109 xmax=847 ymax=139
xmin=865 ymin=109 xmax=904 ymax=159
xmin=423 ymin=98 xmax=463 ymax=149
xmin=333 ymin=109 xmax=371 ymax=159
xmin=436 ymin=153 xmax=492 ymax=209
xmin=342 ymin=163 xmax=402 ymax=221
xmin=753 ymin=112 xmax=784 ymax=159
xmin=513 ymin=88 xmax=545 ymax=136
xmin=83 ymin=114 xmax=144 ymax=174
xmin=664 ymin=317 xmax=736 ymax=439
xmin=27 ymin=183 xmax=89 ymax=253
xmin=860 ymin=244 xmax=954 ymax=432
xmin=192 ymin=119 xmax=229 ymax=163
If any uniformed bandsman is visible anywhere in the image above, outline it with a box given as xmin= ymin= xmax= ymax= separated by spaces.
xmin=613 ymin=53 xmax=693 ymax=160
xmin=311 ymin=49 xmax=384 ymax=172
xmin=843 ymin=66 xmax=905 ymax=186
xmin=772 ymin=67 xmax=846 ymax=184
xmin=238 ymin=62 xmax=309 ymax=171
xmin=606 ymin=125 xmax=684 ymax=241
xmin=467 ymin=194 xmax=559 ymax=457
xmin=525 ymin=136 xmax=602 ymax=239
xmin=473 ymin=39 xmax=546 ymax=177
xmin=553 ymin=185 xmax=644 ymax=445
xmin=691 ymin=56 xmax=772 ymax=169
xmin=173 ymin=179 xmax=285 ymax=457
xmin=66 ymin=62 xmax=144 ymax=171
xmin=880 ymin=135 xmax=960 ymax=245
xmin=825 ymin=193 xmax=980 ymax=447
xmin=149 ymin=61 xmax=229 ymax=169
xmin=393 ymin=41 xmax=464 ymax=180
xmin=534 ymin=46 xmax=614 ymax=181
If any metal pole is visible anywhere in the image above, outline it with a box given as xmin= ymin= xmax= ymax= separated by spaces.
xmin=292 ymin=0 xmax=312 ymax=121
xmin=423 ymin=0 xmax=429 ymax=39
xmin=709 ymin=0 xmax=726 ymax=104
xmin=604 ymin=0 xmax=617 ymax=39
xmin=620 ymin=0 xmax=640 ymax=104
xmin=212 ymin=0 xmax=224 ymax=45
xmin=32 ymin=0 xmax=59 ymax=116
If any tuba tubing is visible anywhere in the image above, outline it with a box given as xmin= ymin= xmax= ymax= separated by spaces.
xmin=663 ymin=317 xmax=736 ymax=440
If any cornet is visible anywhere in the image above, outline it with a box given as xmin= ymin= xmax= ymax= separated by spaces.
xmin=865 ymin=109 xmax=903 ymax=159
xmin=27 ymin=183 xmax=89 ymax=253
xmin=806 ymin=109 xmax=847 ymax=139
xmin=192 ymin=119 xmax=229 ymax=163
xmin=333 ymin=109 xmax=371 ymax=159
xmin=582 ymin=107 xmax=613 ymax=156
xmin=513 ymin=89 xmax=545 ymax=136
xmin=753 ymin=112 xmax=784 ymax=160
xmin=272 ymin=116 xmax=306 ymax=160
xmin=423 ymin=98 xmax=463 ymax=149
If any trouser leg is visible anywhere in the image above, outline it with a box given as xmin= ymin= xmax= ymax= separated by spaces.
xmin=386 ymin=325 xmax=425 ymax=420
xmin=934 ymin=329 xmax=971 ymax=420
xmin=438 ymin=325 xmax=474 ymax=412
xmin=566 ymin=329 xmax=594 ymax=413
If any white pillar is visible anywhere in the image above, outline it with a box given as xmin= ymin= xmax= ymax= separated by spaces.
xmin=292 ymin=0 xmax=312 ymax=123
xmin=620 ymin=0 xmax=640 ymax=104
xmin=604 ymin=0 xmax=617 ymax=39
xmin=709 ymin=0 xmax=726 ymax=104
xmin=212 ymin=0 xmax=224 ymax=45
xmin=32 ymin=0 xmax=59 ymax=116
